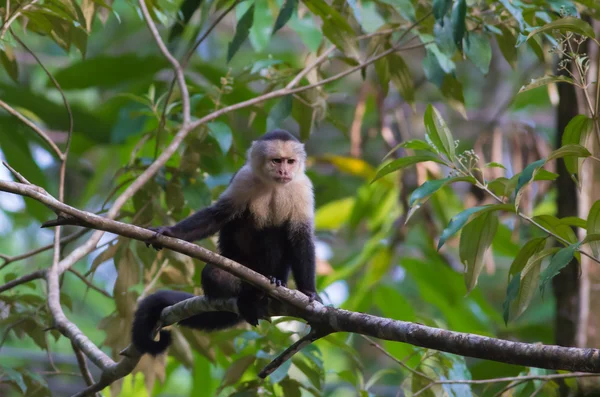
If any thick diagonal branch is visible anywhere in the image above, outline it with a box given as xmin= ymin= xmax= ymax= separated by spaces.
xmin=3 ymin=180 xmax=600 ymax=375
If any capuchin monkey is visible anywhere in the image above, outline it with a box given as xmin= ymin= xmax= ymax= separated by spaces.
xmin=131 ymin=129 xmax=321 ymax=356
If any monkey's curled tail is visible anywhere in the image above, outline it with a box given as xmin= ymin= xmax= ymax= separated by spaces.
xmin=132 ymin=290 xmax=242 ymax=356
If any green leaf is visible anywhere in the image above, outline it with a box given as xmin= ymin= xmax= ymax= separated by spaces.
xmin=464 ymin=32 xmax=492 ymax=74
xmin=433 ymin=0 xmax=452 ymax=22
xmin=388 ymin=53 xmax=414 ymax=107
xmin=272 ymin=0 xmax=297 ymax=34
xmin=508 ymin=238 xmax=547 ymax=277
xmin=0 ymin=46 xmax=19 ymax=83
xmin=267 ymin=95 xmax=293 ymax=131
xmin=515 ymin=158 xmax=546 ymax=199
xmin=451 ymin=0 xmax=467 ymax=50
xmin=207 ymin=121 xmax=233 ymax=153
xmin=303 ymin=0 xmax=358 ymax=57
xmin=228 ymin=4 xmax=255 ymax=63
xmin=382 ymin=139 xmax=435 ymax=161
xmin=424 ymin=104 xmax=456 ymax=160
xmin=496 ymin=25 xmax=517 ymax=68
xmin=533 ymin=169 xmax=559 ymax=182
xmin=562 ymin=115 xmax=594 ymax=177
xmin=250 ymin=0 xmax=273 ymax=51
xmin=409 ymin=176 xmax=476 ymax=207
xmin=1 ymin=367 xmax=26 ymax=392
xmin=372 ymin=155 xmax=445 ymax=183
xmin=513 ymin=248 xmax=559 ymax=319
xmin=436 ymin=75 xmax=464 ymax=119
xmin=503 ymin=272 xmax=521 ymax=325
xmin=459 ymin=210 xmax=499 ymax=292
xmin=561 ymin=216 xmax=587 ymax=229
xmin=539 ymin=243 xmax=581 ymax=294
xmin=438 ymin=204 xmax=513 ymax=250
xmin=518 ymin=75 xmax=575 ymax=93
xmin=533 ymin=214 xmax=579 ymax=245
xmin=288 ymin=12 xmax=322 ymax=52
xmin=484 ymin=162 xmax=506 ymax=169
xmin=54 ymin=54 xmax=169 ymax=89
xmin=547 ymin=144 xmax=591 ymax=161
xmin=379 ymin=0 xmax=415 ymax=21
xmin=220 ymin=355 xmax=256 ymax=389
xmin=587 ymin=200 xmax=600 ymax=257
xmin=527 ymin=16 xmax=596 ymax=41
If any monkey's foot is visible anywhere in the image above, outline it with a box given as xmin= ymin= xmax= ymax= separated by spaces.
xmin=237 ymin=296 xmax=269 ymax=327
xmin=268 ymin=276 xmax=286 ymax=288
xmin=145 ymin=226 xmax=175 ymax=251
xmin=300 ymin=290 xmax=322 ymax=304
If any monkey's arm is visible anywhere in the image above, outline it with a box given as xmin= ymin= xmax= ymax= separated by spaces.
xmin=288 ymin=223 xmax=321 ymax=302
xmin=149 ymin=198 xmax=237 ymax=244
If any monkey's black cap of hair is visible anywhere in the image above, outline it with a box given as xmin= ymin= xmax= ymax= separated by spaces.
xmin=260 ymin=129 xmax=299 ymax=142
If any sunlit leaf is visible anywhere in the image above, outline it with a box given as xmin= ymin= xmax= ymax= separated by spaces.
xmin=459 ymin=210 xmax=499 ymax=292
xmin=527 ymin=16 xmax=596 ymax=41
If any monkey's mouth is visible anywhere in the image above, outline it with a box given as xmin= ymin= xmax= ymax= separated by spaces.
xmin=275 ymin=176 xmax=292 ymax=183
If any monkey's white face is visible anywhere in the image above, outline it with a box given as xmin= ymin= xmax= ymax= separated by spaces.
xmin=250 ymin=139 xmax=306 ymax=185
xmin=265 ymin=156 xmax=299 ymax=184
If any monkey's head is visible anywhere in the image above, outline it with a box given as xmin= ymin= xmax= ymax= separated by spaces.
xmin=249 ymin=130 xmax=306 ymax=185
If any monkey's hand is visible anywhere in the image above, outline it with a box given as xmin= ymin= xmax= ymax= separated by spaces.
xmin=300 ymin=289 xmax=322 ymax=304
xmin=145 ymin=226 xmax=177 ymax=251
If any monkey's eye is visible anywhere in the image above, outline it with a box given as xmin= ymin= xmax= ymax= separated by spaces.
xmin=287 ymin=159 xmax=295 ymax=164
xmin=272 ymin=158 xmax=282 ymax=164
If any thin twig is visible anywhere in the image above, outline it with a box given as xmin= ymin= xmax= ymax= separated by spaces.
xmin=67 ymin=269 xmax=112 ymax=299
xmin=138 ymin=0 xmax=190 ymax=125
xmin=259 ymin=327 xmax=331 ymax=378
xmin=0 ymin=0 xmax=39 ymax=39
xmin=0 ymin=99 xmax=63 ymax=158
xmin=361 ymin=335 xmax=433 ymax=381
xmin=71 ymin=340 xmax=100 ymax=397
xmin=0 ymin=229 xmax=88 ymax=271
xmin=0 ymin=269 xmax=45 ymax=293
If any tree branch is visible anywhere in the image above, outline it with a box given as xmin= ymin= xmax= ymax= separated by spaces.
xmin=3 ymin=180 xmax=600 ymax=378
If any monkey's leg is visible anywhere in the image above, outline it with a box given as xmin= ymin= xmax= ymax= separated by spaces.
xmin=236 ymin=283 xmax=269 ymax=327
xmin=176 ymin=265 xmax=242 ymax=331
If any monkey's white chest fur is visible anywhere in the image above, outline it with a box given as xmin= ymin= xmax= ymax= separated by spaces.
xmin=249 ymin=181 xmax=312 ymax=228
